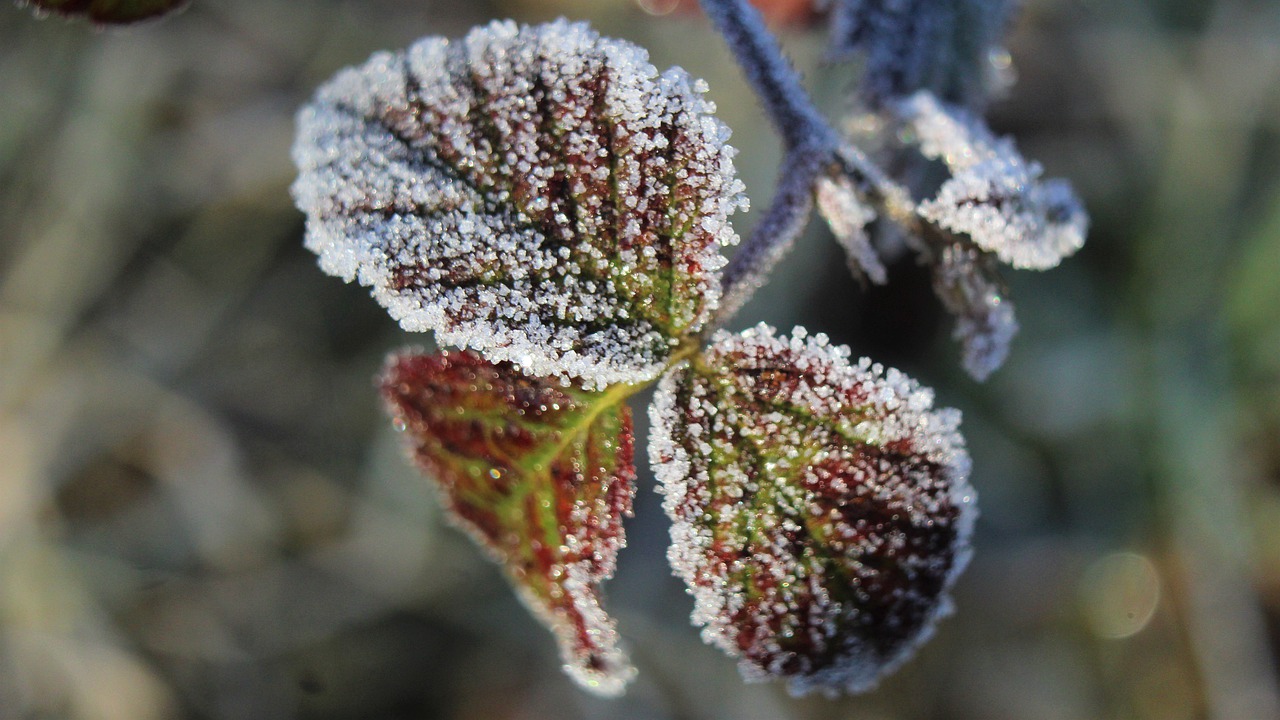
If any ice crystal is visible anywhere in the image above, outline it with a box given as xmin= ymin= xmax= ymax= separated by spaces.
xmin=901 ymin=91 xmax=1088 ymax=271
xmin=824 ymin=0 xmax=1015 ymax=110
xmin=649 ymin=324 xmax=975 ymax=696
xmin=293 ymin=19 xmax=746 ymax=390
xmin=815 ymin=172 xmax=884 ymax=284
xmin=18 ymin=0 xmax=186 ymax=23
xmin=382 ymin=350 xmax=638 ymax=696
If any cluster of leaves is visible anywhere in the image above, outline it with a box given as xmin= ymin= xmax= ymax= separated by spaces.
xmin=10 ymin=0 xmax=1072 ymax=702
xmin=14 ymin=0 xmax=1085 ymax=702
xmin=813 ymin=0 xmax=1087 ymax=379
xmin=292 ymin=16 xmax=1003 ymax=698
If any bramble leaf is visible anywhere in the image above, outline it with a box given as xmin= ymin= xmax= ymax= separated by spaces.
xmin=19 ymin=0 xmax=186 ymax=23
xmin=901 ymin=91 xmax=1088 ymax=271
xmin=293 ymin=20 xmax=746 ymax=390
xmin=381 ymin=350 xmax=638 ymax=696
xmin=649 ymin=324 xmax=975 ymax=696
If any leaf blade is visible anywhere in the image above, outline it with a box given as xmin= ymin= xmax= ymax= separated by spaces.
xmin=649 ymin=324 xmax=975 ymax=696
xmin=294 ymin=20 xmax=745 ymax=389
xmin=381 ymin=350 xmax=638 ymax=696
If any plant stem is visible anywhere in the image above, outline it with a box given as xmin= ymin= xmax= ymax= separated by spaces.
xmin=698 ymin=0 xmax=830 ymax=324
xmin=715 ymin=150 xmax=822 ymax=323
xmin=698 ymin=0 xmax=837 ymax=152
xmin=701 ymin=0 xmax=928 ymax=325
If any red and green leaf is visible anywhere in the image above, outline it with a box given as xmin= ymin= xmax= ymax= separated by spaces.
xmin=19 ymin=0 xmax=186 ymax=23
xmin=381 ymin=350 xmax=638 ymax=696
xmin=293 ymin=20 xmax=746 ymax=389
xmin=649 ymin=324 xmax=976 ymax=695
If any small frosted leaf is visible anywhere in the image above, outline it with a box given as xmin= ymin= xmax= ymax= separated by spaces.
xmin=649 ymin=324 xmax=975 ymax=696
xmin=931 ymin=245 xmax=1017 ymax=381
xmin=815 ymin=173 xmax=884 ymax=285
xmin=920 ymin=166 xmax=1088 ymax=270
xmin=293 ymin=20 xmax=745 ymax=390
xmin=18 ymin=0 xmax=186 ymax=23
xmin=382 ymin=350 xmax=638 ymax=696
xmin=901 ymin=91 xmax=1088 ymax=270
xmin=825 ymin=0 xmax=1015 ymax=109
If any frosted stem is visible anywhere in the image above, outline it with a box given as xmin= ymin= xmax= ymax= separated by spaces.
xmin=715 ymin=150 xmax=822 ymax=324
xmin=699 ymin=0 xmax=837 ymax=151
xmin=703 ymin=0 xmax=920 ymax=323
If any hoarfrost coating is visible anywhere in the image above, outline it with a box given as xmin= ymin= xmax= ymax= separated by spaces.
xmin=900 ymin=91 xmax=1088 ymax=271
xmin=292 ymin=19 xmax=747 ymax=390
xmin=649 ymin=323 xmax=976 ymax=696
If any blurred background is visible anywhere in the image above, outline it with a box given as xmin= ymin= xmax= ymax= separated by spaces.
xmin=2 ymin=0 xmax=1279 ymax=718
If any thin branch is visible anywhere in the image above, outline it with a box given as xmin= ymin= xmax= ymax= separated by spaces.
xmin=715 ymin=150 xmax=825 ymax=324
xmin=698 ymin=0 xmax=836 ymax=152
xmin=702 ymin=0 xmax=923 ymax=323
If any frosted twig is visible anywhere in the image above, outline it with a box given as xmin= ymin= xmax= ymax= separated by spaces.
xmin=699 ymin=0 xmax=837 ymax=151
xmin=700 ymin=0 xmax=939 ymax=324
xmin=715 ymin=150 xmax=822 ymax=323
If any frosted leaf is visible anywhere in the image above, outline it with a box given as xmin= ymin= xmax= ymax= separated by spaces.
xmin=293 ymin=20 xmax=745 ymax=390
xmin=815 ymin=173 xmax=884 ymax=284
xmin=931 ymin=245 xmax=1017 ymax=381
xmin=900 ymin=91 xmax=1088 ymax=270
xmin=824 ymin=0 xmax=1015 ymax=110
xmin=649 ymin=324 xmax=975 ymax=696
xmin=382 ymin=350 xmax=638 ymax=696
xmin=19 ymin=0 xmax=186 ymax=22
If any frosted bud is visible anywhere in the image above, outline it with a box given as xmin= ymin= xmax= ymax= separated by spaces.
xmin=900 ymin=91 xmax=1088 ymax=270
xmin=816 ymin=172 xmax=885 ymax=285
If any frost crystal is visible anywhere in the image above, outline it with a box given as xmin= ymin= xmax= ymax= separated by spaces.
xmin=901 ymin=91 xmax=1088 ymax=270
xmin=649 ymin=324 xmax=975 ymax=696
xmin=293 ymin=20 xmax=746 ymax=389
xmin=815 ymin=173 xmax=885 ymax=285
xmin=382 ymin=350 xmax=637 ymax=696
xmin=824 ymin=0 xmax=1015 ymax=110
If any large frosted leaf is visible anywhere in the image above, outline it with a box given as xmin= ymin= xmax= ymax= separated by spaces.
xmin=294 ymin=20 xmax=746 ymax=390
xmin=649 ymin=324 xmax=975 ymax=696
xmin=19 ymin=0 xmax=186 ymax=23
xmin=381 ymin=350 xmax=638 ymax=696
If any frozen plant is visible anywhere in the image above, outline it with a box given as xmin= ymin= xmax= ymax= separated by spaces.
xmin=291 ymin=0 xmax=1085 ymax=699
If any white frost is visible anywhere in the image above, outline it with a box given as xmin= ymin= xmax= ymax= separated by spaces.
xmin=649 ymin=323 xmax=976 ymax=697
xmin=899 ymin=91 xmax=1088 ymax=270
xmin=292 ymin=19 xmax=745 ymax=390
